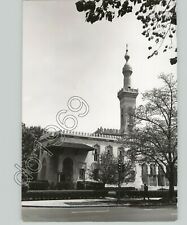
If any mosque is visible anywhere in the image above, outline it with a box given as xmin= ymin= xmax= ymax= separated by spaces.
xmin=37 ymin=47 xmax=171 ymax=190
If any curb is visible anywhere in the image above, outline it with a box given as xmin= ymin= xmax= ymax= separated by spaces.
xmin=22 ymin=203 xmax=177 ymax=209
xmin=22 ymin=204 xmax=130 ymax=208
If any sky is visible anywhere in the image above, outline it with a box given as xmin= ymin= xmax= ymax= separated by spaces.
xmin=22 ymin=0 xmax=177 ymax=133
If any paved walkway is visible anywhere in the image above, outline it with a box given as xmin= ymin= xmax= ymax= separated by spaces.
xmin=22 ymin=197 xmax=172 ymax=208
xmin=22 ymin=198 xmax=117 ymax=208
xmin=22 ymin=205 xmax=177 ymax=222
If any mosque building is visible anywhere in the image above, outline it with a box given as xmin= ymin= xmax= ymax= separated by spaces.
xmin=37 ymin=47 xmax=172 ymax=190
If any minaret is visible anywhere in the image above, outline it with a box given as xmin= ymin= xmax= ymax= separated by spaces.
xmin=117 ymin=45 xmax=138 ymax=134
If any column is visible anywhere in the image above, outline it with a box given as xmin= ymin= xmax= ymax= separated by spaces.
xmin=134 ymin=163 xmax=143 ymax=189
xmin=147 ymin=164 xmax=150 ymax=186
xmin=155 ymin=165 xmax=158 ymax=187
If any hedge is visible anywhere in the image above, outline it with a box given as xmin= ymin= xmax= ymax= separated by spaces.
xmin=110 ymin=190 xmax=177 ymax=198
xmin=106 ymin=187 xmax=137 ymax=191
xmin=77 ymin=181 xmax=105 ymax=190
xmin=28 ymin=180 xmax=49 ymax=190
xmin=22 ymin=189 xmax=177 ymax=201
xmin=27 ymin=180 xmax=105 ymax=191
xmin=22 ymin=190 xmax=108 ymax=201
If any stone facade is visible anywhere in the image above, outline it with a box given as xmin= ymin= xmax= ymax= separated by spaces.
xmin=38 ymin=132 xmax=123 ymax=188
xmin=38 ymin=130 xmax=174 ymax=190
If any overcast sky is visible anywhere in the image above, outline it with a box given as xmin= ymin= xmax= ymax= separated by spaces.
xmin=22 ymin=0 xmax=177 ymax=133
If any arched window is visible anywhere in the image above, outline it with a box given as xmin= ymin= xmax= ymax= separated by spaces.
xmin=79 ymin=169 xmax=85 ymax=180
xmin=91 ymin=162 xmax=99 ymax=180
xmin=127 ymin=107 xmax=134 ymax=132
xmin=121 ymin=108 xmax=124 ymax=127
xmin=149 ymin=164 xmax=157 ymax=186
xmin=63 ymin=157 xmax=73 ymax=183
xmin=142 ymin=163 xmax=148 ymax=185
xmin=93 ymin=144 xmax=100 ymax=161
xmin=93 ymin=169 xmax=99 ymax=181
xmin=150 ymin=164 xmax=156 ymax=176
xmin=158 ymin=165 xmax=165 ymax=186
xmin=105 ymin=145 xmax=113 ymax=156
xmin=118 ymin=147 xmax=125 ymax=162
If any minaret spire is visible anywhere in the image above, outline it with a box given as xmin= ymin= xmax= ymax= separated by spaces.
xmin=125 ymin=44 xmax=130 ymax=62
xmin=118 ymin=44 xmax=138 ymax=134
xmin=122 ymin=44 xmax=132 ymax=89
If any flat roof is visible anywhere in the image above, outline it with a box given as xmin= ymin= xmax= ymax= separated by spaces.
xmin=49 ymin=141 xmax=94 ymax=151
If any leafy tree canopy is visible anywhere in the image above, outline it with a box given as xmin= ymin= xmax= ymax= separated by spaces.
xmin=75 ymin=0 xmax=177 ymax=64
xmin=22 ymin=123 xmax=44 ymax=181
xmin=125 ymin=73 xmax=177 ymax=198
xmin=89 ymin=151 xmax=135 ymax=185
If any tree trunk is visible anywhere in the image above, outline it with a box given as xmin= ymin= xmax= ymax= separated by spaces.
xmin=117 ymin=170 xmax=121 ymax=202
xmin=168 ymin=166 xmax=175 ymax=201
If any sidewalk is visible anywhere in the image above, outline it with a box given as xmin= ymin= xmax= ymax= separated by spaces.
xmin=22 ymin=197 xmax=176 ymax=208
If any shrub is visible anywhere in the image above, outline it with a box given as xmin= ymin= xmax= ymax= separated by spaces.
xmin=105 ymin=186 xmax=137 ymax=191
xmin=22 ymin=190 xmax=108 ymax=201
xmin=56 ymin=182 xmax=74 ymax=190
xmin=77 ymin=181 xmax=105 ymax=190
xmin=48 ymin=182 xmax=55 ymax=190
xmin=115 ymin=190 xmax=177 ymax=198
xmin=22 ymin=183 xmax=29 ymax=193
xmin=28 ymin=180 xmax=49 ymax=190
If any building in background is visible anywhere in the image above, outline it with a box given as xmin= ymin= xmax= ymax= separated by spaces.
xmin=38 ymin=47 xmax=175 ymax=190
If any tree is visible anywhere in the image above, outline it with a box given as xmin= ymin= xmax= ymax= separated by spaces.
xmin=22 ymin=123 xmax=44 ymax=182
xmin=125 ymin=73 xmax=177 ymax=200
xmin=75 ymin=0 xmax=177 ymax=64
xmin=89 ymin=151 xmax=135 ymax=186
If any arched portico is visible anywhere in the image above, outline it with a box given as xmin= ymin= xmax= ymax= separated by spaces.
xmin=62 ymin=157 xmax=73 ymax=183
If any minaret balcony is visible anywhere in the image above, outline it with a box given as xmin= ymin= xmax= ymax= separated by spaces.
xmin=117 ymin=87 xmax=138 ymax=99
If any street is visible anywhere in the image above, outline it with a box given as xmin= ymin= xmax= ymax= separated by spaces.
xmin=22 ymin=206 xmax=177 ymax=222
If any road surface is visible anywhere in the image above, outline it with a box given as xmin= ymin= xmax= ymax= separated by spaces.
xmin=22 ymin=206 xmax=177 ymax=222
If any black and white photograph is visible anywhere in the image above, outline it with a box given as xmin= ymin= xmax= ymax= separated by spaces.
xmin=20 ymin=0 xmax=177 ymax=221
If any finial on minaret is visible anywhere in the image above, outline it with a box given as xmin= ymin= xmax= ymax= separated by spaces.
xmin=118 ymin=44 xmax=138 ymax=134
xmin=124 ymin=44 xmax=130 ymax=62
